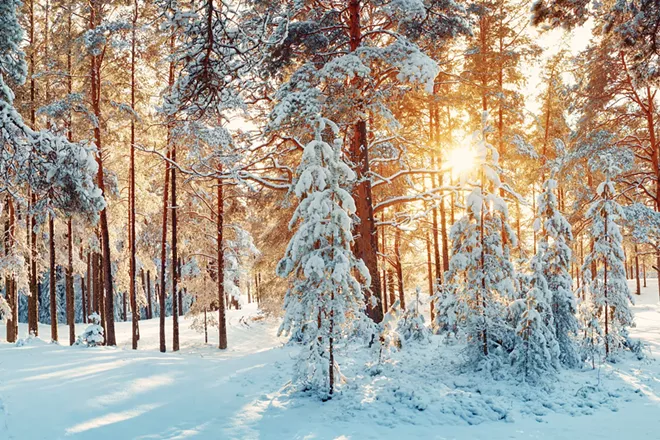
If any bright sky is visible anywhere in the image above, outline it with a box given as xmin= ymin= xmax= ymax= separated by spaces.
xmin=524 ymin=19 xmax=595 ymax=115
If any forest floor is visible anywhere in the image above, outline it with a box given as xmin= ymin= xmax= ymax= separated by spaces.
xmin=1 ymin=281 xmax=660 ymax=439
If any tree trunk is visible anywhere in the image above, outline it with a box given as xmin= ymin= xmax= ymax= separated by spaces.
xmin=159 ymin=148 xmax=170 ymax=353
xmin=171 ymin=133 xmax=179 ymax=352
xmin=426 ymin=230 xmax=434 ymax=323
xmin=217 ymin=175 xmax=227 ymax=349
xmin=178 ymin=258 xmax=183 ymax=315
xmin=90 ymin=1 xmax=116 ymax=346
xmin=129 ymin=0 xmax=139 ymax=350
xmin=27 ymin=0 xmax=38 ymax=337
xmin=394 ymin=227 xmax=405 ymax=310
xmin=348 ymin=0 xmax=382 ymax=323
xmin=66 ymin=220 xmax=74 ymax=345
xmin=604 ymin=202 xmax=610 ymax=357
xmin=5 ymin=201 xmax=17 ymax=342
xmin=29 ymin=193 xmax=38 ymax=337
xmin=635 ymin=244 xmax=641 ymax=295
xmin=82 ymin=250 xmax=88 ymax=323
xmin=146 ymin=270 xmax=152 ymax=319
xmin=643 ymin=260 xmax=647 ymax=288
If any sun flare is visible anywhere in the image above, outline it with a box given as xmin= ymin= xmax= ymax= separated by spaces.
xmin=446 ymin=146 xmax=477 ymax=176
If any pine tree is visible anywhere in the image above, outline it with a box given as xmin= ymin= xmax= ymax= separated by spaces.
xmin=509 ymin=257 xmax=560 ymax=383
xmin=581 ymin=175 xmax=634 ymax=359
xmin=535 ymin=173 xmax=580 ymax=367
xmin=277 ymin=117 xmax=370 ymax=399
xmin=434 ymin=113 xmax=518 ymax=367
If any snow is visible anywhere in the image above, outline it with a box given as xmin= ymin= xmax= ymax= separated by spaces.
xmin=1 ymin=284 xmax=660 ymax=439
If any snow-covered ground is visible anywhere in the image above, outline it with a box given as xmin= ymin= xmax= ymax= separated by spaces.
xmin=1 ymin=282 xmax=660 ymax=439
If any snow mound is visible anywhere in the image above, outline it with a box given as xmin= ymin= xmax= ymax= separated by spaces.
xmin=15 ymin=335 xmax=49 ymax=347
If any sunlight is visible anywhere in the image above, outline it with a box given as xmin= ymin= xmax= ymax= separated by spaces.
xmin=445 ymin=145 xmax=477 ymax=176
xmin=65 ymin=403 xmax=162 ymax=435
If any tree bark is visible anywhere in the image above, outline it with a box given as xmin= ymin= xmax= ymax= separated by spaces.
xmin=49 ymin=214 xmax=58 ymax=342
xmin=159 ymin=148 xmax=170 ymax=353
xmin=129 ymin=0 xmax=139 ymax=350
xmin=171 ymin=132 xmax=179 ymax=352
xmin=90 ymin=0 xmax=116 ymax=346
xmin=5 ymin=201 xmax=17 ymax=342
xmin=217 ymin=175 xmax=227 ymax=349
xmin=426 ymin=230 xmax=434 ymax=323
xmin=394 ymin=227 xmax=405 ymax=310
xmin=348 ymin=0 xmax=382 ymax=323
xmin=66 ymin=220 xmax=74 ymax=345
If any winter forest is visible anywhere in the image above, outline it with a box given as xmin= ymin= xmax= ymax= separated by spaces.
xmin=1 ymin=0 xmax=660 ymax=438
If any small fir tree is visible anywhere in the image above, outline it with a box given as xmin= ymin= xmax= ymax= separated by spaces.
xmin=434 ymin=113 xmax=518 ymax=368
xmin=535 ymin=172 xmax=580 ymax=367
xmin=581 ymin=176 xmax=634 ymax=359
xmin=277 ymin=117 xmax=370 ymax=399
xmin=510 ymin=258 xmax=560 ymax=383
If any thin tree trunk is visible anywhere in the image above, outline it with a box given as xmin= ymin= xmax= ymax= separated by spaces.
xmin=146 ymin=270 xmax=152 ymax=319
xmin=394 ymin=227 xmax=405 ymax=310
xmin=171 ymin=133 xmax=179 ymax=352
xmin=635 ymin=244 xmax=641 ymax=295
xmin=604 ymin=198 xmax=610 ymax=357
xmin=159 ymin=148 xmax=170 ymax=353
xmin=48 ymin=217 xmax=57 ymax=342
xmin=128 ymin=0 xmax=139 ymax=349
xmin=387 ymin=270 xmax=396 ymax=309
xmin=217 ymin=175 xmax=227 ymax=349
xmin=643 ymin=260 xmax=647 ymax=287
xmin=27 ymin=0 xmax=38 ymax=337
xmin=29 ymin=193 xmax=38 ymax=337
xmin=426 ymin=230 xmax=434 ymax=323
xmin=66 ymin=220 xmax=74 ymax=345
xmin=90 ymin=1 xmax=116 ymax=346
xmin=5 ymin=201 xmax=17 ymax=342
xmin=178 ymin=258 xmax=183 ymax=315
xmin=82 ymin=250 xmax=88 ymax=324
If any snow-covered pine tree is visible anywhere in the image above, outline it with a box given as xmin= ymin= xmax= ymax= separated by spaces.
xmin=535 ymin=172 xmax=580 ymax=367
xmin=0 ymin=0 xmax=102 ymax=209
xmin=510 ymin=257 xmax=560 ymax=383
xmin=76 ymin=312 xmax=104 ymax=347
xmin=397 ymin=287 xmax=431 ymax=344
xmin=277 ymin=117 xmax=370 ymax=399
xmin=434 ymin=113 xmax=518 ymax=368
xmin=581 ymin=175 xmax=634 ymax=359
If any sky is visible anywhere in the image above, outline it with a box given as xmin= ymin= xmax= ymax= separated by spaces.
xmin=524 ymin=19 xmax=595 ymax=115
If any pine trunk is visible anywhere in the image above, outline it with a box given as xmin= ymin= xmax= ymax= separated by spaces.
xmin=217 ymin=175 xmax=227 ymax=349
xmin=90 ymin=1 xmax=116 ymax=346
xmin=171 ymin=137 xmax=179 ymax=352
xmin=66 ymin=220 xmax=74 ymax=345
xmin=159 ymin=148 xmax=170 ymax=353
xmin=394 ymin=227 xmax=405 ymax=310
xmin=348 ymin=0 xmax=382 ymax=323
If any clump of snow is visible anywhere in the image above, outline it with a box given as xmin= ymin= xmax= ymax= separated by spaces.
xmin=15 ymin=334 xmax=49 ymax=347
xmin=75 ymin=312 xmax=105 ymax=347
